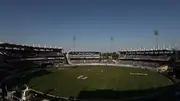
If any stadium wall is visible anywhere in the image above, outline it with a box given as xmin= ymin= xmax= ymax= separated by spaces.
xmin=64 ymin=63 xmax=157 ymax=71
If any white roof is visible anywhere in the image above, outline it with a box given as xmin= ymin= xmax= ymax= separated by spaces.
xmin=0 ymin=42 xmax=4 ymax=44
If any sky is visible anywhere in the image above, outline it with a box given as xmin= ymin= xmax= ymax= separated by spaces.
xmin=0 ymin=0 xmax=180 ymax=52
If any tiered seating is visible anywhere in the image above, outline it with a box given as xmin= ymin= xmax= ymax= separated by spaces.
xmin=0 ymin=42 xmax=65 ymax=70
xmin=117 ymin=49 xmax=174 ymax=69
xmin=70 ymin=60 xmax=100 ymax=64
xmin=118 ymin=60 xmax=160 ymax=68
xmin=67 ymin=51 xmax=101 ymax=64
xmin=119 ymin=55 xmax=171 ymax=61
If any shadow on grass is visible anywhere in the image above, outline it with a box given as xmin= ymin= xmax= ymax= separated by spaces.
xmin=7 ymin=69 xmax=52 ymax=88
xmin=30 ymin=85 xmax=177 ymax=101
xmin=77 ymin=85 xmax=177 ymax=101
xmin=20 ymin=69 xmax=52 ymax=84
xmin=0 ymin=70 xmax=10 ymax=81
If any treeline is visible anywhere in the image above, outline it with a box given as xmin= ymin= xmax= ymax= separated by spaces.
xmin=101 ymin=52 xmax=119 ymax=60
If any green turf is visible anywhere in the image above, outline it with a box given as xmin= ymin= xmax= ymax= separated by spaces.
xmin=25 ymin=66 xmax=173 ymax=98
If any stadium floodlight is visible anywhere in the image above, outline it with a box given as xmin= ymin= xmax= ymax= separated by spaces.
xmin=110 ymin=36 xmax=114 ymax=51
xmin=108 ymin=36 xmax=114 ymax=58
xmin=73 ymin=36 xmax=76 ymax=51
xmin=154 ymin=30 xmax=159 ymax=50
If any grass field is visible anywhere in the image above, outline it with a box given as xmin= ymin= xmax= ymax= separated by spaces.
xmin=22 ymin=66 xmax=174 ymax=99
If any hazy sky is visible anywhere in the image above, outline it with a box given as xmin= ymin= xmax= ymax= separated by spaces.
xmin=0 ymin=0 xmax=180 ymax=52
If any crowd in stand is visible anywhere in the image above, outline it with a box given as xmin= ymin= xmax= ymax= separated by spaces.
xmin=117 ymin=50 xmax=174 ymax=69
xmin=117 ymin=60 xmax=160 ymax=68
xmin=70 ymin=60 xmax=100 ymax=64
xmin=68 ymin=54 xmax=100 ymax=59
xmin=35 ymin=52 xmax=63 ymax=57
xmin=119 ymin=55 xmax=171 ymax=61
xmin=67 ymin=51 xmax=101 ymax=64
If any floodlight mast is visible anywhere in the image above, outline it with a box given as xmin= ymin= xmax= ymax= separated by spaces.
xmin=154 ymin=30 xmax=159 ymax=50
xmin=110 ymin=36 xmax=114 ymax=58
xmin=73 ymin=36 xmax=76 ymax=51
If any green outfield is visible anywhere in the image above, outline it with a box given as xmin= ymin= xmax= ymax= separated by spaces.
xmin=23 ymin=66 xmax=174 ymax=99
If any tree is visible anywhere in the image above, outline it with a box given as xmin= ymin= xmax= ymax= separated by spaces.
xmin=112 ymin=52 xmax=119 ymax=60
xmin=101 ymin=52 xmax=119 ymax=59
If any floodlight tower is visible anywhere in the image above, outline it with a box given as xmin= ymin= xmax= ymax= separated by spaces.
xmin=110 ymin=36 xmax=114 ymax=52
xmin=154 ymin=30 xmax=159 ymax=50
xmin=110 ymin=36 xmax=114 ymax=58
xmin=73 ymin=36 xmax=76 ymax=51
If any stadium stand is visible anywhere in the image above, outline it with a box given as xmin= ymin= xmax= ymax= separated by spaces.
xmin=67 ymin=51 xmax=101 ymax=64
xmin=1 ymin=42 xmax=180 ymax=101
xmin=118 ymin=49 xmax=175 ymax=70
xmin=0 ymin=42 xmax=65 ymax=100
xmin=0 ymin=42 xmax=65 ymax=69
